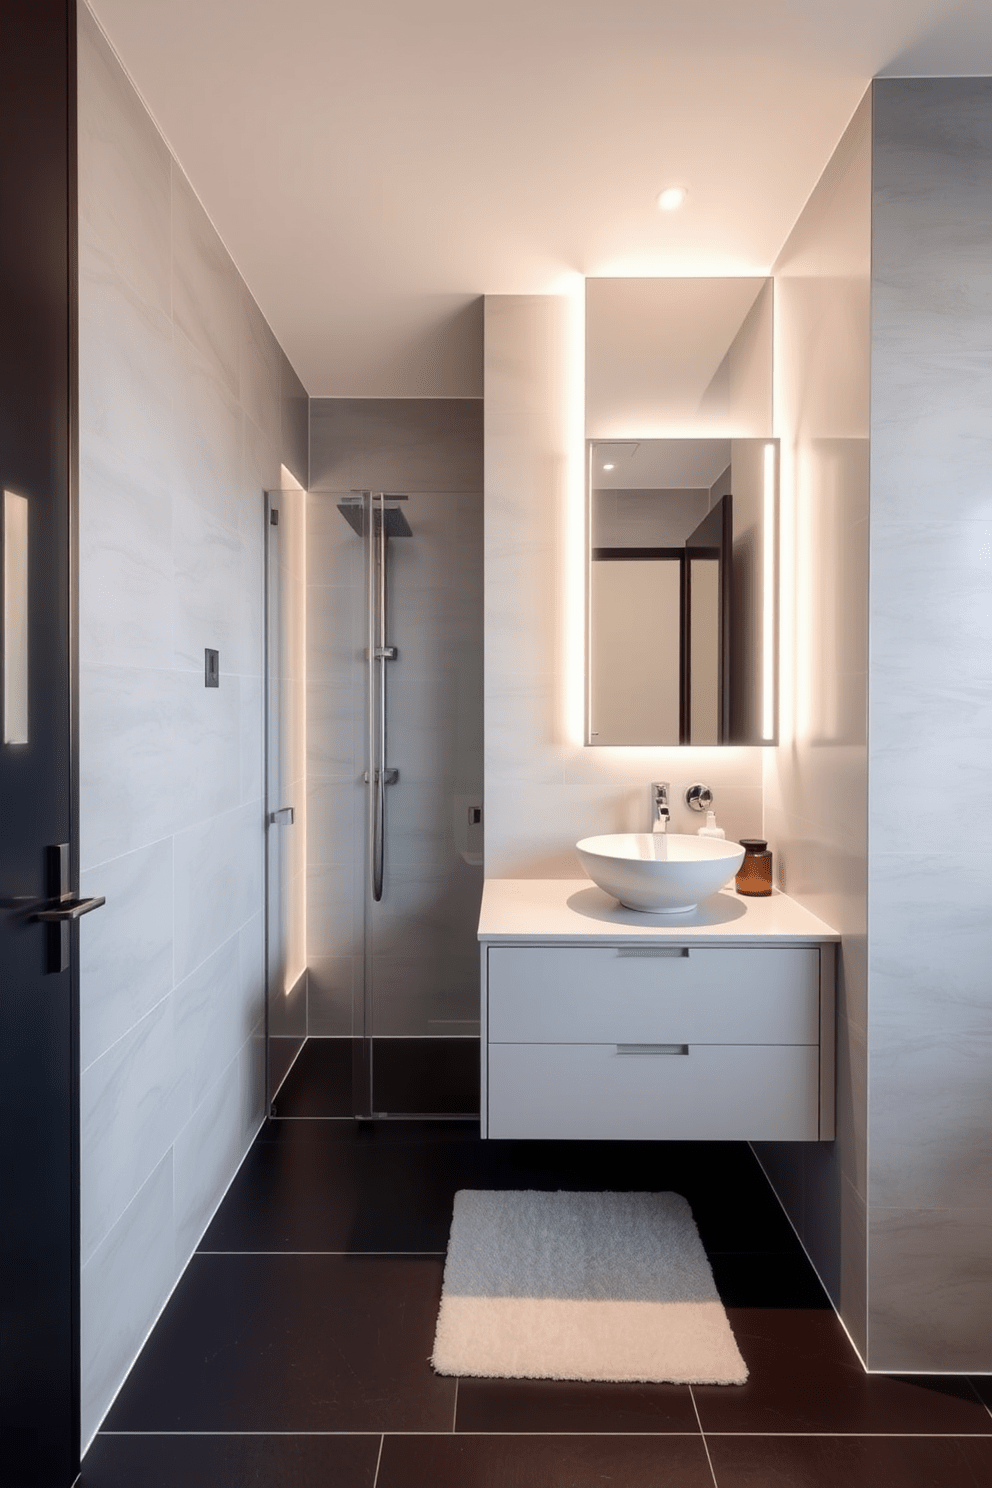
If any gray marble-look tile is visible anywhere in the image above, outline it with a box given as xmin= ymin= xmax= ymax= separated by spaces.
xmin=172 ymin=328 xmax=244 ymax=532
xmin=240 ymin=671 xmax=264 ymax=806
xmin=173 ymin=1052 xmax=243 ymax=1270
xmin=172 ymin=667 xmax=242 ymax=832
xmin=370 ymin=953 xmax=480 ymax=1037
xmin=869 ymin=1024 xmax=992 ymax=1212
xmin=868 ymin=850 xmax=992 ymax=1033
xmin=306 ymin=681 xmax=360 ymax=782
xmin=81 ymin=994 xmax=186 ymax=1264
xmin=173 ymin=801 xmax=263 ymax=983
xmin=869 ymin=686 xmax=992 ymax=854
xmin=239 ymin=282 xmax=282 ymax=449
xmin=306 ymin=779 xmax=360 ymax=867
xmin=870 ymin=364 xmax=992 ymax=524
xmin=306 ymin=956 xmax=355 ymax=1037
xmin=309 ymin=398 xmax=482 ymax=493
xmin=306 ymin=860 xmax=361 ymax=961
xmin=240 ymin=1014 xmax=267 ymax=1149
xmin=77 ymin=3 xmax=171 ymax=319
xmin=244 ymin=415 xmax=281 ymax=535
xmin=78 ymin=438 xmax=174 ymax=672
xmin=80 ymin=1149 xmax=175 ymax=1448
xmin=79 ymin=664 xmax=179 ymax=870
xmin=78 ymin=222 xmax=174 ymax=500
xmin=279 ymin=349 xmax=309 ymax=487
xmin=839 ymin=1174 xmax=868 ymax=1359
xmin=172 ymin=493 xmax=246 ymax=675
xmin=173 ymin=934 xmax=246 ymax=1113
xmin=79 ymin=838 xmax=174 ymax=1071
xmin=868 ymin=1204 xmax=992 ymax=1372
xmin=306 ymin=491 xmax=365 ymax=588
xmin=239 ymin=910 xmax=265 ymax=1029
xmin=171 ymin=164 xmax=240 ymax=398
xmin=306 ymin=583 xmax=363 ymax=682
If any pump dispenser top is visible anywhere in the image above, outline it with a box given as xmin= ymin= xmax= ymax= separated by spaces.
xmin=697 ymin=810 xmax=725 ymax=840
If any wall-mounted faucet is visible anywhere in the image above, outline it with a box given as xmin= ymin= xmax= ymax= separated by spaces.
xmin=650 ymin=782 xmax=670 ymax=834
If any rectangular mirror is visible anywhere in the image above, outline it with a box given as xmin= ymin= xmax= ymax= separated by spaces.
xmin=586 ymin=438 xmax=778 ymax=747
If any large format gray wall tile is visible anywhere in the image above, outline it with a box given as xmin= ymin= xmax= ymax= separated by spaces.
xmin=171 ymin=165 xmax=241 ymax=397
xmin=79 ymin=839 xmax=174 ymax=1070
xmin=310 ymin=398 xmax=483 ymax=491
xmin=757 ymin=92 xmax=871 ymax=1355
xmin=80 ymin=1152 xmax=175 ymax=1447
xmin=78 ymin=0 xmax=309 ymax=1442
xmin=865 ymin=78 xmax=992 ymax=1370
xmin=76 ymin=5 xmax=171 ymax=318
xmin=80 ymin=996 xmax=186 ymax=1263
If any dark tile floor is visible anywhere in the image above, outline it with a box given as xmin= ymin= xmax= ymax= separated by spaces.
xmin=82 ymin=1039 xmax=992 ymax=1487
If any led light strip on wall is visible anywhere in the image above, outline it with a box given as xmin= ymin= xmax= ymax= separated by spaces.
xmin=762 ymin=443 xmax=777 ymax=742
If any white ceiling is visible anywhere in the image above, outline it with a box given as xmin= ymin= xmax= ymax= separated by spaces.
xmin=88 ymin=0 xmax=992 ymax=398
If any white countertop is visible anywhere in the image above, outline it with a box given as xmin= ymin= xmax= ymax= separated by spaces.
xmin=478 ymin=878 xmax=840 ymax=944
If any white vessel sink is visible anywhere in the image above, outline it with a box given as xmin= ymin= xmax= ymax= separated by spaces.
xmin=576 ymin=833 xmax=746 ymax=913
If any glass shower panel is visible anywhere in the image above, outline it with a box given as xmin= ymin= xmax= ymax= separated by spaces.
xmin=363 ymin=489 xmax=483 ymax=1114
xmin=308 ymin=488 xmax=483 ymax=1118
xmin=265 ymin=487 xmax=307 ymax=1103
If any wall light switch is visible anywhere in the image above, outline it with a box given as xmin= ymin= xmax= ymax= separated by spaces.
xmin=204 ymin=648 xmax=219 ymax=687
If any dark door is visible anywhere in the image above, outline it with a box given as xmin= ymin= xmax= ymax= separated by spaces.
xmin=0 ymin=3 xmax=81 ymax=1484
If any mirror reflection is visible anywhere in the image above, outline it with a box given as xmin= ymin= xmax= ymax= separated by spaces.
xmin=587 ymin=438 xmax=778 ymax=747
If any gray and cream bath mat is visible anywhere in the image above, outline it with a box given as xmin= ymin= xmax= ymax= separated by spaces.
xmin=432 ymin=1189 xmax=747 ymax=1385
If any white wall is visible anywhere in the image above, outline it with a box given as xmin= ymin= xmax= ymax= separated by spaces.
xmin=484 ymin=295 xmax=763 ymax=878
xmin=757 ymin=92 xmax=871 ymax=1354
xmin=76 ymin=3 xmax=307 ymax=1443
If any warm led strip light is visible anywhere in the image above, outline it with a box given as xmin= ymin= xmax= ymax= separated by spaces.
xmin=762 ymin=443 xmax=776 ymax=741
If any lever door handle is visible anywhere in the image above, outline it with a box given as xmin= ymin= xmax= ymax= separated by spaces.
xmin=269 ymin=807 xmax=295 ymax=826
xmin=34 ymin=894 xmax=106 ymax=975
xmin=35 ymin=895 xmax=106 ymax=921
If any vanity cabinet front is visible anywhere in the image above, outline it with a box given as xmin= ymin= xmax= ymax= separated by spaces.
xmin=481 ymin=943 xmax=834 ymax=1142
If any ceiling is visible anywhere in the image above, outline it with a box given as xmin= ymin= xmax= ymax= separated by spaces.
xmin=88 ymin=0 xmax=992 ymax=398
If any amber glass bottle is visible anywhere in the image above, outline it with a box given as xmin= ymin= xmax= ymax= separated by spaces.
xmin=736 ymin=838 xmax=773 ymax=896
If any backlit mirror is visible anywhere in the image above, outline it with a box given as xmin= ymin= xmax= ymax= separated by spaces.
xmin=586 ymin=438 xmax=778 ymax=747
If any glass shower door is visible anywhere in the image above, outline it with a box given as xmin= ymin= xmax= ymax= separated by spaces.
xmin=331 ymin=488 xmax=484 ymax=1119
xmin=265 ymin=487 xmax=307 ymax=1104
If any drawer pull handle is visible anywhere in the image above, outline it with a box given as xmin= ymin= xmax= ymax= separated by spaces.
xmin=616 ymin=1043 xmax=689 ymax=1056
xmin=616 ymin=947 xmax=689 ymax=959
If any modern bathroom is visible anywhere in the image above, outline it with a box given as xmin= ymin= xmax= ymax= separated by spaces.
xmin=4 ymin=3 xmax=992 ymax=1486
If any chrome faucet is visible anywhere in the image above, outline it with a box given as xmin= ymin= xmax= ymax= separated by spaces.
xmin=651 ymin=782 xmax=670 ymax=834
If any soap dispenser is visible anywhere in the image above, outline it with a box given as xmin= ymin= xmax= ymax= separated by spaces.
xmin=697 ymin=810 xmax=725 ymax=840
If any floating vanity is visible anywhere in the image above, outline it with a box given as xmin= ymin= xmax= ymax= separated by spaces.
xmin=478 ymin=879 xmax=839 ymax=1144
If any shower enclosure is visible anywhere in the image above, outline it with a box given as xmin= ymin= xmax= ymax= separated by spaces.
xmin=305 ymin=484 xmax=484 ymax=1118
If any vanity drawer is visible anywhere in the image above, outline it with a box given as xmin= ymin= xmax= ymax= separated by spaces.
xmin=487 ymin=1042 xmax=821 ymax=1141
xmin=487 ymin=946 xmax=820 ymax=1046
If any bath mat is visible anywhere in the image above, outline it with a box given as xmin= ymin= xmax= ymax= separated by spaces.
xmin=431 ymin=1189 xmax=747 ymax=1385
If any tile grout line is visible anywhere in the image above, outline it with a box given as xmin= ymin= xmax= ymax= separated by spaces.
xmin=95 ymin=1429 xmax=992 ymax=1439
xmin=196 ymin=1251 xmax=449 ymax=1257
xmin=688 ymin=1388 xmax=719 ymax=1488
xmin=452 ymin=1379 xmax=459 ymax=1434
xmin=371 ymin=1433 xmax=384 ymax=1488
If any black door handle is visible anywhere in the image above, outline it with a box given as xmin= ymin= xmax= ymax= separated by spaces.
xmin=35 ymin=896 xmax=106 ymax=922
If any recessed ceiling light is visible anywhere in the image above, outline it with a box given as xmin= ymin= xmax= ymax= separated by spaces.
xmin=657 ymin=186 xmax=687 ymax=212
xmin=603 ymin=463 xmax=615 ymax=471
